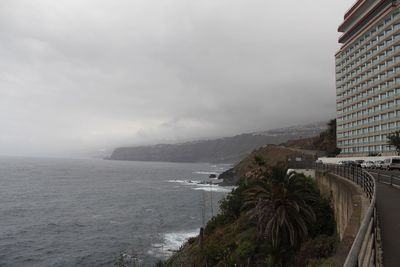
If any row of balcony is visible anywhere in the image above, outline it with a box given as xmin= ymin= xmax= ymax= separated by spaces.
xmin=338 ymin=123 xmax=399 ymax=140
xmin=338 ymin=83 xmax=399 ymax=117
xmin=336 ymin=12 xmax=400 ymax=67
xmin=338 ymin=111 xmax=400 ymax=130
xmin=337 ymin=84 xmax=400 ymax=111
xmin=340 ymin=146 xmax=395 ymax=154
xmin=339 ymin=140 xmax=391 ymax=148
xmin=337 ymin=45 xmax=400 ymax=94
xmin=336 ymin=32 xmax=400 ymax=85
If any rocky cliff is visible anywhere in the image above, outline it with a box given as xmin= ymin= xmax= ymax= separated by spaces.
xmin=109 ymin=122 xmax=326 ymax=163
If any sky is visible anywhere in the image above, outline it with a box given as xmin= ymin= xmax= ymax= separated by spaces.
xmin=0 ymin=0 xmax=356 ymax=157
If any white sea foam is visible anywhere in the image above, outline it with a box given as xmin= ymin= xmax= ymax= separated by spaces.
xmin=193 ymin=185 xmax=234 ymax=193
xmin=167 ymin=179 xmax=202 ymax=185
xmin=193 ymin=171 xmax=219 ymax=175
xmin=148 ymin=230 xmax=199 ymax=258
xmin=167 ymin=179 xmax=234 ymax=192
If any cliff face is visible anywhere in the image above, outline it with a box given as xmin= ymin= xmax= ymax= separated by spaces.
xmin=109 ymin=122 xmax=327 ymax=163
xmin=110 ymin=134 xmax=283 ymax=163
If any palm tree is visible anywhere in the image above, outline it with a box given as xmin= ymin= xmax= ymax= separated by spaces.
xmin=244 ymin=167 xmax=317 ymax=265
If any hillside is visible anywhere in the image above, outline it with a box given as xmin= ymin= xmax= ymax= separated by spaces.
xmin=109 ymin=122 xmax=327 ymax=163
xmin=219 ymin=119 xmax=339 ymax=185
xmin=156 ymin=152 xmax=337 ymax=267
xmin=218 ymin=144 xmax=320 ymax=185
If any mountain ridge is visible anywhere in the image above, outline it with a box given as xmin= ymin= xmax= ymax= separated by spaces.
xmin=109 ymin=122 xmax=327 ymax=163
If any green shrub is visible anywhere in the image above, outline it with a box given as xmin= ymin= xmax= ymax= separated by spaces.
xmin=236 ymin=241 xmax=256 ymax=259
xmin=187 ymin=236 xmax=197 ymax=245
xmin=216 ymin=178 xmax=257 ymax=226
xmin=254 ymin=155 xmax=266 ymax=166
xmin=295 ymin=235 xmax=338 ymax=266
xmin=202 ymin=241 xmax=236 ymax=265
xmin=307 ymin=258 xmax=334 ymax=267
xmin=205 ymin=214 xmax=226 ymax=235
xmin=309 ymin=196 xmax=336 ymax=238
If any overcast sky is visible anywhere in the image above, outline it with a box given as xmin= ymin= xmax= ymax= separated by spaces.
xmin=0 ymin=0 xmax=355 ymax=157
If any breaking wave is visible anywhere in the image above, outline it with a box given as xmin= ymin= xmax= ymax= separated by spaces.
xmin=192 ymin=171 xmax=218 ymax=175
xmin=193 ymin=185 xmax=234 ymax=193
xmin=167 ymin=179 xmax=234 ymax=192
xmin=148 ymin=230 xmax=199 ymax=258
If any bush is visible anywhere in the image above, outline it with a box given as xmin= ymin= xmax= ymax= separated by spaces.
xmin=187 ymin=236 xmax=197 ymax=245
xmin=216 ymin=178 xmax=257 ymax=226
xmin=309 ymin=196 xmax=336 ymax=238
xmin=295 ymin=235 xmax=338 ymax=267
xmin=205 ymin=214 xmax=226 ymax=235
xmin=236 ymin=241 xmax=256 ymax=259
xmin=202 ymin=241 xmax=236 ymax=265
xmin=254 ymin=155 xmax=266 ymax=166
xmin=307 ymin=258 xmax=334 ymax=267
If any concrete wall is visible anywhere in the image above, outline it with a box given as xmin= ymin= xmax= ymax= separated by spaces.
xmin=317 ymin=173 xmax=369 ymax=240
xmin=316 ymin=172 xmax=371 ymax=266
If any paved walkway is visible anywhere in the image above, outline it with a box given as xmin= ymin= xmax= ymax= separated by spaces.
xmin=376 ymin=182 xmax=400 ymax=267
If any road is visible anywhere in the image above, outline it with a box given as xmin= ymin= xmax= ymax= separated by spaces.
xmin=375 ymin=182 xmax=400 ymax=266
xmin=367 ymin=168 xmax=400 ymax=187
xmin=365 ymin=170 xmax=400 ymax=266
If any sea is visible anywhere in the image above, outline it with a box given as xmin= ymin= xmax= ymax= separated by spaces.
xmin=0 ymin=157 xmax=234 ymax=266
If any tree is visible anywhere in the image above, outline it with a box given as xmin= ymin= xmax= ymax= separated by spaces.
xmin=244 ymin=167 xmax=317 ymax=266
xmin=314 ymin=119 xmax=341 ymax=157
xmin=387 ymin=131 xmax=400 ymax=155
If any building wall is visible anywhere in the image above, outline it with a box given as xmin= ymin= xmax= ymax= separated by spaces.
xmin=336 ymin=2 xmax=400 ymax=156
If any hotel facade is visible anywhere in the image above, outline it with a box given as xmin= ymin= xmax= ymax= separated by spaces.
xmin=336 ymin=0 xmax=400 ymax=156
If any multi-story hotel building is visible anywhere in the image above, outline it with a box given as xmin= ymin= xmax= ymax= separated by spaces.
xmin=336 ymin=0 xmax=400 ymax=156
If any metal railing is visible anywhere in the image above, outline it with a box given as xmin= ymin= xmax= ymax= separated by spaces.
xmin=368 ymin=169 xmax=400 ymax=187
xmin=315 ymin=164 xmax=378 ymax=267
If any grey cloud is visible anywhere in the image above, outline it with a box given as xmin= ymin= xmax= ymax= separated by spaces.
xmin=0 ymin=0 xmax=355 ymax=156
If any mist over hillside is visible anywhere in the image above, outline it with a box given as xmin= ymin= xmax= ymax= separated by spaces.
xmin=109 ymin=122 xmax=327 ymax=163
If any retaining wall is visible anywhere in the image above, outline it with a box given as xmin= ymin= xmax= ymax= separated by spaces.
xmin=316 ymin=173 xmax=370 ymax=265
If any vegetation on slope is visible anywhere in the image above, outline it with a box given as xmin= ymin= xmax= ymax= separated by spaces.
xmin=312 ymin=119 xmax=341 ymax=157
xmin=158 ymin=161 xmax=337 ymax=266
xmin=219 ymin=119 xmax=341 ymax=186
xmin=219 ymin=144 xmax=317 ymax=186
xmin=282 ymin=119 xmax=341 ymax=157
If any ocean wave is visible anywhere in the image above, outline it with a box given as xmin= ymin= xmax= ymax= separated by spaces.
xmin=193 ymin=186 xmax=234 ymax=193
xmin=167 ymin=179 xmax=202 ymax=185
xmin=167 ymin=179 xmax=234 ymax=192
xmin=192 ymin=171 xmax=218 ymax=175
xmin=147 ymin=230 xmax=199 ymax=258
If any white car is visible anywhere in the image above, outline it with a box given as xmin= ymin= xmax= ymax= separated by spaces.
xmin=361 ymin=161 xmax=374 ymax=168
xmin=374 ymin=160 xmax=384 ymax=169
xmin=382 ymin=158 xmax=400 ymax=170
